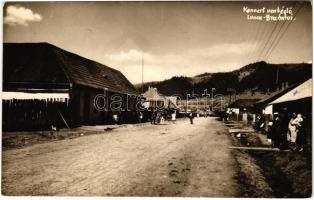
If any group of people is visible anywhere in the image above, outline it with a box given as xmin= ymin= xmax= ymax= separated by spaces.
xmin=110 ymin=109 xmax=177 ymax=125
xmin=260 ymin=110 xmax=307 ymax=151
xmin=150 ymin=109 xmax=176 ymax=125
xmin=111 ymin=111 xmax=144 ymax=125
xmin=287 ymin=113 xmax=305 ymax=151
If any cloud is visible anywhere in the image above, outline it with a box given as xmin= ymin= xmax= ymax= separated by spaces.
xmin=102 ymin=42 xmax=256 ymax=83
xmin=4 ymin=5 xmax=42 ymax=26
xmin=190 ymin=42 xmax=255 ymax=58
xmin=104 ymin=49 xmax=183 ymax=66
xmin=105 ymin=50 xmax=149 ymax=63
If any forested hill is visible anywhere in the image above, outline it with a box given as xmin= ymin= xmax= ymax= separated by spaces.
xmin=134 ymin=61 xmax=312 ymax=96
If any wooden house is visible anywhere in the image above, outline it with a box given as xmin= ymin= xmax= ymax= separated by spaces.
xmin=268 ymin=78 xmax=312 ymax=118
xmin=227 ymin=98 xmax=261 ymax=121
xmin=227 ymin=98 xmax=261 ymax=113
xmin=254 ymin=84 xmax=299 ymax=115
xmin=3 ymin=43 xmax=139 ymax=131
xmin=142 ymin=87 xmax=178 ymax=110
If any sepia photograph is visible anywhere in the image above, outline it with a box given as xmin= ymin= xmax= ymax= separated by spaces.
xmin=1 ymin=1 xmax=313 ymax=198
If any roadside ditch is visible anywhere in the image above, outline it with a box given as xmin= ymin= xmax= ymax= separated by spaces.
xmin=224 ymin=120 xmax=312 ymax=198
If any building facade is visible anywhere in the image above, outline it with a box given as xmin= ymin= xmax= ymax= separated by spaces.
xmin=3 ymin=43 xmax=139 ymax=131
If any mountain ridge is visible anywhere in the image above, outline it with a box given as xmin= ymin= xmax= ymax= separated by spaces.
xmin=134 ymin=61 xmax=312 ymax=96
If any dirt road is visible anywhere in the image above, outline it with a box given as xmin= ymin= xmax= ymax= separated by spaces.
xmin=2 ymin=117 xmax=240 ymax=196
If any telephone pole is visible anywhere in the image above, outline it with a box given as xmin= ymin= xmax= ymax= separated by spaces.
xmin=276 ymin=66 xmax=279 ymax=87
xmin=141 ymin=52 xmax=144 ymax=93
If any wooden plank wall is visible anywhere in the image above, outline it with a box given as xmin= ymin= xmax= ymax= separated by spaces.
xmin=2 ymin=99 xmax=71 ymax=131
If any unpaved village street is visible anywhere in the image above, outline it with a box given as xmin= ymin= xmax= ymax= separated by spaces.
xmin=2 ymin=117 xmax=240 ymax=196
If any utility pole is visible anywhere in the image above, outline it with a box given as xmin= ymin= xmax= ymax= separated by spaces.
xmin=186 ymin=93 xmax=190 ymax=113
xmin=276 ymin=65 xmax=279 ymax=87
xmin=211 ymin=88 xmax=215 ymax=111
xmin=203 ymin=89 xmax=209 ymax=110
xmin=141 ymin=52 xmax=144 ymax=93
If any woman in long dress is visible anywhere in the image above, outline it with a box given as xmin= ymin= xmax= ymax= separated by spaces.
xmin=288 ymin=113 xmax=297 ymax=149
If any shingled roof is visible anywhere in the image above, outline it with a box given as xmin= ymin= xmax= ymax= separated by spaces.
xmin=254 ymin=84 xmax=298 ymax=108
xmin=3 ymin=43 xmax=137 ymax=94
xmin=228 ymin=98 xmax=261 ymax=108
xmin=270 ymin=78 xmax=312 ymax=105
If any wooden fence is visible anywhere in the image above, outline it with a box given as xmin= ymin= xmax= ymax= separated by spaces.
xmin=2 ymin=99 xmax=71 ymax=131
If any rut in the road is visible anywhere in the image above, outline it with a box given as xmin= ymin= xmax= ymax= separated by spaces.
xmin=120 ymin=145 xmax=193 ymax=196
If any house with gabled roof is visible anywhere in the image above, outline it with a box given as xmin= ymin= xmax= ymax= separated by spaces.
xmin=269 ymin=78 xmax=312 ymax=116
xmin=142 ymin=87 xmax=178 ymax=110
xmin=254 ymin=83 xmax=299 ymax=114
xmin=254 ymin=78 xmax=312 ymax=116
xmin=3 ymin=42 xmax=139 ymax=130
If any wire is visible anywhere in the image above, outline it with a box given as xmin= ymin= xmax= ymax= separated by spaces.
xmin=265 ymin=3 xmax=303 ymax=60
xmin=262 ymin=21 xmax=288 ymax=59
xmin=262 ymin=2 xmax=297 ymax=60
xmin=247 ymin=20 xmax=263 ymax=61
xmin=258 ymin=20 xmax=280 ymax=60
xmin=256 ymin=2 xmax=293 ymax=61
xmin=250 ymin=20 xmax=271 ymax=62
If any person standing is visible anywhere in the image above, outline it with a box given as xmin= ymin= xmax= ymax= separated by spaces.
xmin=288 ymin=113 xmax=297 ymax=150
xmin=138 ymin=111 xmax=143 ymax=123
xmin=151 ymin=109 xmax=156 ymax=124
xmin=273 ymin=113 xmax=282 ymax=148
xmin=295 ymin=114 xmax=305 ymax=151
xmin=160 ymin=115 xmax=165 ymax=124
xmin=188 ymin=112 xmax=194 ymax=124
xmin=112 ymin=112 xmax=119 ymax=125
xmin=204 ymin=111 xmax=208 ymax=118
xmin=279 ymin=110 xmax=290 ymax=149
xmin=171 ymin=111 xmax=176 ymax=123
xmin=155 ymin=111 xmax=161 ymax=124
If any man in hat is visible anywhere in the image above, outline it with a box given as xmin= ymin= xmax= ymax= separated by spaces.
xmin=273 ymin=112 xmax=281 ymax=148
xmin=188 ymin=112 xmax=194 ymax=124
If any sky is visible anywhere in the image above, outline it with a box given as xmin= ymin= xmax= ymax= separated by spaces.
xmin=3 ymin=1 xmax=312 ymax=84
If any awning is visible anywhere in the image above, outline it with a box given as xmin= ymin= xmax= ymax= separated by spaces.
xmin=269 ymin=79 xmax=312 ymax=105
xmin=2 ymin=92 xmax=69 ymax=101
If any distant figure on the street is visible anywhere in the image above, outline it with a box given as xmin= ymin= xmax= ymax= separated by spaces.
xmin=155 ymin=111 xmax=162 ymax=124
xmin=218 ymin=111 xmax=227 ymax=121
xmin=188 ymin=112 xmax=194 ymax=124
xmin=160 ymin=115 xmax=165 ymax=124
xmin=151 ymin=110 xmax=157 ymax=124
xmin=112 ymin=112 xmax=119 ymax=124
xmin=138 ymin=111 xmax=143 ymax=123
xmin=204 ymin=111 xmax=208 ymax=118
xmin=171 ymin=111 xmax=176 ymax=122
